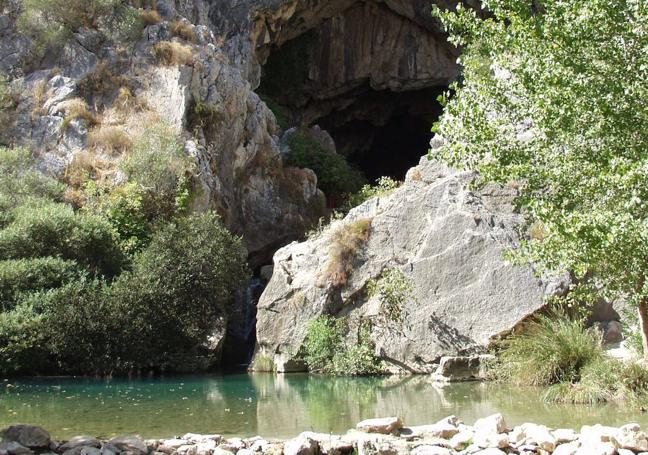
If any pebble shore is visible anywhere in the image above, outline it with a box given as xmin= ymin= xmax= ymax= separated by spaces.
xmin=2 ymin=414 xmax=648 ymax=455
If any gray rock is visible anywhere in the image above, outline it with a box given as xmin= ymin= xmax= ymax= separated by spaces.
xmin=0 ymin=442 xmax=32 ymax=455
xmin=253 ymin=156 xmax=567 ymax=373
xmin=1 ymin=425 xmax=51 ymax=449
xmin=108 ymin=436 xmax=148 ymax=455
xmin=356 ymin=417 xmax=403 ymax=435
xmin=433 ymin=356 xmax=493 ymax=382
xmin=60 ymin=436 xmax=102 ymax=451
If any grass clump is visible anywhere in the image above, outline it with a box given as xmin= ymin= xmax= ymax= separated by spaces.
xmin=78 ymin=61 xmax=129 ymax=102
xmin=300 ymin=315 xmax=382 ymax=376
xmin=320 ymin=218 xmax=372 ymax=288
xmin=152 ymin=41 xmax=194 ymax=66
xmin=59 ymin=98 xmax=99 ymax=129
xmin=497 ymin=311 xmax=603 ymax=386
xmin=496 ymin=310 xmax=648 ymax=404
xmin=169 ymin=20 xmax=195 ymax=41
xmin=139 ymin=8 xmax=161 ymax=25
xmin=286 ymin=129 xmax=365 ymax=198
xmin=87 ymin=125 xmax=132 ymax=155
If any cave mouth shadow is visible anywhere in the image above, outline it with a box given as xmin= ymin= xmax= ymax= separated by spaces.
xmin=257 ymin=29 xmax=448 ymax=183
xmin=317 ymin=86 xmax=446 ymax=183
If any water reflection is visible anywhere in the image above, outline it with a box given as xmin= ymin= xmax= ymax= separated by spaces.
xmin=1 ymin=374 xmax=646 ymax=440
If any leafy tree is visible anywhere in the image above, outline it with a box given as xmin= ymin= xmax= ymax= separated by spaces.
xmin=432 ymin=1 xmax=648 ymax=359
xmin=110 ymin=211 xmax=250 ymax=368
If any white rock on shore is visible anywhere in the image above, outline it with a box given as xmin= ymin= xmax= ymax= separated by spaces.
xmin=4 ymin=415 xmax=648 ymax=455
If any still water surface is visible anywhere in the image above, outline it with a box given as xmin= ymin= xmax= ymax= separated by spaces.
xmin=1 ymin=373 xmax=647 ymax=440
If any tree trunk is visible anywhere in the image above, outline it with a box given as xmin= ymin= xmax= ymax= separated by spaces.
xmin=638 ymin=297 xmax=648 ymax=363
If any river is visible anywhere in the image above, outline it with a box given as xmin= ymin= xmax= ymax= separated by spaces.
xmin=1 ymin=373 xmax=647 ymax=439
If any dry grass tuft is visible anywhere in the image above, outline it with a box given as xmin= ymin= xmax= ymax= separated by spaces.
xmin=88 ymin=125 xmax=132 ymax=155
xmin=78 ymin=61 xmax=128 ymax=100
xmin=140 ymin=9 xmax=162 ymax=25
xmin=318 ymin=218 xmax=372 ymax=288
xmin=152 ymin=41 xmax=194 ymax=66
xmin=30 ymin=79 xmax=48 ymax=120
xmin=59 ymin=98 xmax=99 ymax=129
xmin=169 ymin=20 xmax=195 ymax=42
xmin=63 ymin=150 xmax=116 ymax=206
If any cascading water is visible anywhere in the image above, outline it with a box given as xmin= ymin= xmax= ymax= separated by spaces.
xmin=223 ymin=278 xmax=266 ymax=366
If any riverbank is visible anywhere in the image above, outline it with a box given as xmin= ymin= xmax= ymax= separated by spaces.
xmin=3 ymin=413 xmax=648 ymax=455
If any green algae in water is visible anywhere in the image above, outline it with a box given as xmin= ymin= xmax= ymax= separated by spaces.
xmin=1 ymin=374 xmax=647 ymax=440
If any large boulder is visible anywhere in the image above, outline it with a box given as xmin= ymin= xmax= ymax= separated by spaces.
xmin=252 ymin=145 xmax=567 ymax=373
xmin=0 ymin=425 xmax=51 ymax=450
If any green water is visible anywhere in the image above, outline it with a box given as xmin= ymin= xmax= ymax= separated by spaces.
xmin=1 ymin=374 xmax=647 ymax=440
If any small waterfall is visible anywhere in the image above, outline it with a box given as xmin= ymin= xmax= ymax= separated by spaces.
xmin=224 ymin=278 xmax=266 ymax=366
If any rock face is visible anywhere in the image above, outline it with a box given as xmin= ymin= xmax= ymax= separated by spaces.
xmin=253 ymin=141 xmax=566 ymax=373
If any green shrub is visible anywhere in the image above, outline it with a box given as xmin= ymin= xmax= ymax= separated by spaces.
xmin=110 ymin=211 xmax=249 ymax=367
xmin=497 ymin=311 xmax=603 ymax=386
xmin=0 ymin=257 xmax=81 ymax=311
xmin=286 ymin=129 xmax=365 ymax=197
xmin=85 ymin=181 xmax=151 ymax=256
xmin=0 ymin=301 xmax=52 ymax=375
xmin=367 ymin=268 xmax=413 ymax=327
xmin=345 ymin=177 xmax=399 ymax=210
xmin=259 ymin=95 xmax=289 ymax=130
xmin=545 ymin=357 xmax=648 ymax=404
xmin=121 ymin=122 xmax=194 ymax=220
xmin=39 ymin=279 xmax=125 ymax=374
xmin=0 ymin=147 xmax=66 ymax=206
xmin=18 ymin=0 xmax=143 ymax=58
xmin=0 ymin=200 xmax=125 ymax=277
xmin=301 ymin=315 xmax=382 ymax=376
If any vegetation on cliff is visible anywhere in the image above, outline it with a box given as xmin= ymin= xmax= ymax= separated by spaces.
xmin=0 ymin=143 xmax=249 ymax=376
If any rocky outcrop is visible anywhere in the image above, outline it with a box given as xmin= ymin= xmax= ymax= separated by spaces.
xmin=0 ymin=3 xmax=326 ymax=265
xmin=253 ymin=139 xmax=567 ymax=373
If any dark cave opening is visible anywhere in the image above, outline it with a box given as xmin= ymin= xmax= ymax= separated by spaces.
xmin=257 ymin=28 xmax=448 ymax=185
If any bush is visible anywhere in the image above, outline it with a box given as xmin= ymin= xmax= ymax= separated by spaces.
xmin=121 ymin=122 xmax=194 ymax=220
xmin=40 ymin=279 xmax=124 ymax=374
xmin=0 ymin=301 xmax=51 ymax=375
xmin=18 ymin=0 xmax=141 ymax=59
xmin=0 ymin=147 xmax=66 ymax=206
xmin=110 ymin=211 xmax=249 ymax=367
xmin=86 ymin=182 xmax=151 ymax=256
xmin=87 ymin=125 xmax=132 ymax=155
xmin=152 ymin=41 xmax=194 ymax=66
xmin=259 ymin=95 xmax=289 ymax=130
xmin=300 ymin=316 xmax=382 ymax=376
xmin=367 ymin=267 xmax=413 ymax=327
xmin=286 ymin=129 xmax=365 ymax=197
xmin=497 ymin=311 xmax=603 ymax=386
xmin=0 ymin=200 xmax=125 ymax=277
xmin=0 ymin=78 xmax=17 ymax=146
xmin=345 ymin=177 xmax=399 ymax=210
xmin=319 ymin=218 xmax=372 ymax=288
xmin=0 ymin=257 xmax=81 ymax=311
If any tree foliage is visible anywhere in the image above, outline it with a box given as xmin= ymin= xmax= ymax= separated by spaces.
xmin=432 ymin=0 xmax=648 ymax=357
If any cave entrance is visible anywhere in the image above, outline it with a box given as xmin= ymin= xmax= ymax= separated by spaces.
xmin=255 ymin=0 xmax=455 ymax=186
